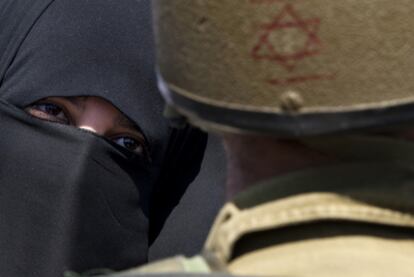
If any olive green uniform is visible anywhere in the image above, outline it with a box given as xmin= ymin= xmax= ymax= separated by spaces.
xmin=108 ymin=136 xmax=414 ymax=277
xmin=106 ymin=1 xmax=414 ymax=276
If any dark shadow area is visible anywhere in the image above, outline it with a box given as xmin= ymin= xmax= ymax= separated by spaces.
xmin=150 ymin=135 xmax=226 ymax=259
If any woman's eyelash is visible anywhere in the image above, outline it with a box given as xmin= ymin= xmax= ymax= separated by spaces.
xmin=112 ymin=136 xmax=148 ymax=156
xmin=28 ymin=102 xmax=70 ymax=124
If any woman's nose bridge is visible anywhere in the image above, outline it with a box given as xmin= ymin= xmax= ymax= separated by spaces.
xmin=79 ymin=125 xmax=99 ymax=134
xmin=73 ymin=97 xmax=119 ymax=136
xmin=77 ymin=116 xmax=109 ymax=135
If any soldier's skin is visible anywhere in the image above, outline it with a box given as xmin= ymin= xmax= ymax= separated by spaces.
xmin=223 ymin=134 xmax=336 ymax=198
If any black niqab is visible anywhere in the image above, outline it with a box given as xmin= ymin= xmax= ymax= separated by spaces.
xmin=0 ymin=0 xmax=206 ymax=276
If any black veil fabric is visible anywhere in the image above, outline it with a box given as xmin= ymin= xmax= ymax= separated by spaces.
xmin=0 ymin=0 xmax=206 ymax=275
xmin=0 ymin=0 xmax=169 ymax=165
xmin=0 ymin=100 xmax=152 ymax=275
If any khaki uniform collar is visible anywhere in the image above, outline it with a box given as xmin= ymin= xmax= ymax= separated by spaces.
xmin=203 ymin=136 xmax=414 ymax=267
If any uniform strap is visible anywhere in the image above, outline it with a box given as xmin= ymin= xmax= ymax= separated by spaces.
xmin=204 ymin=192 xmax=414 ymax=265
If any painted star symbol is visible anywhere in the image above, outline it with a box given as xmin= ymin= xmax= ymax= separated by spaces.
xmin=251 ymin=4 xmax=322 ymax=72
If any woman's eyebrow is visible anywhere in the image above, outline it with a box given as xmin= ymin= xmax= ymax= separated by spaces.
xmin=114 ymin=114 xmax=145 ymax=137
xmin=66 ymin=96 xmax=88 ymax=112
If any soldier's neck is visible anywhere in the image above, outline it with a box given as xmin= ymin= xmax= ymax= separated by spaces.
xmin=222 ymin=134 xmax=336 ymax=199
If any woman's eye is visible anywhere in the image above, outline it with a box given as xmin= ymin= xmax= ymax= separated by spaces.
xmin=113 ymin=137 xmax=145 ymax=155
xmin=28 ymin=103 xmax=69 ymax=124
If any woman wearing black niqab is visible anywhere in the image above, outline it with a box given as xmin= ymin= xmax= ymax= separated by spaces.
xmin=0 ymin=0 xmax=206 ymax=276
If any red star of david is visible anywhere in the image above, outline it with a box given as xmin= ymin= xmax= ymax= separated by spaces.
xmin=251 ymin=4 xmax=321 ymax=72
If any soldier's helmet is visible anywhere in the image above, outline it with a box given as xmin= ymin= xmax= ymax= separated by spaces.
xmin=152 ymin=0 xmax=414 ymax=136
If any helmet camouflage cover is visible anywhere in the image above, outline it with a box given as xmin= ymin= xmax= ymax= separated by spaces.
xmin=152 ymin=0 xmax=414 ymax=136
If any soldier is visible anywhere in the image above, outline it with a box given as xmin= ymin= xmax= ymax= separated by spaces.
xmin=107 ymin=1 xmax=414 ymax=276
